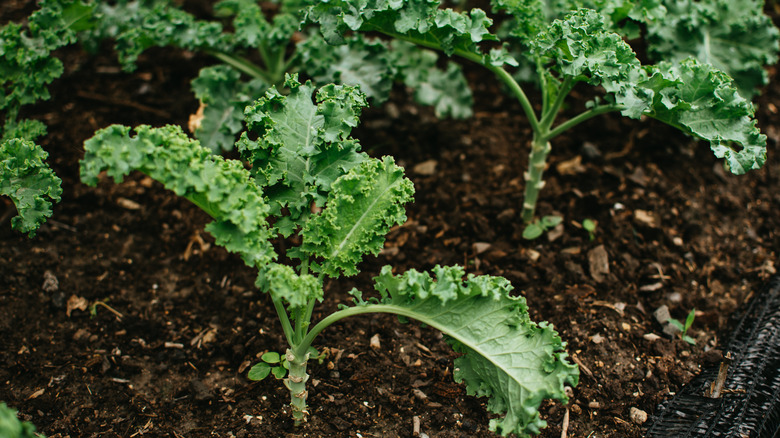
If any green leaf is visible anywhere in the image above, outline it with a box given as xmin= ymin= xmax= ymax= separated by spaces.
xmin=91 ymin=0 xmax=230 ymax=71
xmin=522 ymin=222 xmax=543 ymax=240
xmin=388 ymin=40 xmax=474 ymax=119
xmin=533 ymin=9 xmax=644 ymax=96
xmin=255 ymin=263 xmax=323 ymax=309
xmin=541 ymin=215 xmax=562 ymax=228
xmin=248 ymin=362 xmax=272 ymax=381
xmin=641 ymin=58 xmax=766 ymax=174
xmin=684 ymin=308 xmax=696 ymax=331
xmin=0 ymin=138 xmax=62 ymax=236
xmin=668 ymin=319 xmax=684 ymax=332
xmin=239 ymin=75 xmax=369 ymax=231
xmin=646 ymin=0 xmax=779 ymax=98
xmin=299 ymin=33 xmax=396 ymax=103
xmin=306 ymin=0 xmax=504 ymax=63
xmin=80 ymin=124 xmax=277 ymax=268
xmin=1 ymin=118 xmax=47 ymax=144
xmin=300 ymin=156 xmax=415 ymax=277
xmin=191 ymin=65 xmax=269 ymax=152
xmin=0 ymin=402 xmax=42 ymax=438
xmin=261 ymin=351 xmax=281 ymax=364
xmin=582 ymin=218 xmax=596 ymax=232
xmin=366 ymin=265 xmax=578 ymax=437
xmin=272 ymin=366 xmax=288 ymax=379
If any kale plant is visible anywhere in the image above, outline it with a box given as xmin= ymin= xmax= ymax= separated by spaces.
xmin=79 ymin=75 xmax=579 ymax=437
xmin=0 ymin=0 xmax=93 ymax=235
xmin=307 ymin=0 xmax=772 ymax=234
xmin=81 ymin=0 xmax=473 ymax=152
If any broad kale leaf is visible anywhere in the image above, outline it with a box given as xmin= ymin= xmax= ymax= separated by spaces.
xmin=301 ymin=156 xmax=414 ymax=277
xmin=360 ymin=265 xmax=579 ymax=437
xmin=81 ymin=124 xmax=276 ymax=268
xmin=0 ymin=139 xmax=63 ymax=236
xmin=641 ymin=59 xmax=767 ymax=174
xmin=238 ymin=75 xmax=369 ymax=233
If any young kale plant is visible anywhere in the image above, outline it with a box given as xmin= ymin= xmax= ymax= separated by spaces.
xmin=0 ymin=0 xmax=92 ymax=235
xmin=307 ymin=0 xmax=770 ymax=236
xmin=79 ymin=75 xmax=579 ymax=437
xmin=82 ymin=0 xmax=473 ymax=152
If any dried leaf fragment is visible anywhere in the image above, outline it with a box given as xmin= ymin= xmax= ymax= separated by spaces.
xmin=66 ymin=295 xmax=88 ymax=317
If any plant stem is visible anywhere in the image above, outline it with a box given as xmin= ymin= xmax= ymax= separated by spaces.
xmin=368 ymin=27 xmax=541 ymax=132
xmin=205 ymin=50 xmax=275 ymax=85
xmin=542 ymin=104 xmax=622 ymax=143
xmin=271 ymin=294 xmax=295 ymax=346
xmin=521 ymin=136 xmax=551 ymax=223
xmin=539 ymin=76 xmax=574 ymax=132
xmin=284 ymin=348 xmax=310 ymax=425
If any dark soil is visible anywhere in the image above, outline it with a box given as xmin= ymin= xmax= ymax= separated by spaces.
xmin=3 ymin=3 xmax=780 ymax=438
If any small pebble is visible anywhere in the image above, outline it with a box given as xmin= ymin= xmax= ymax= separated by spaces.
xmin=630 ymin=407 xmax=648 ymax=425
xmin=369 ymin=334 xmax=381 ymax=351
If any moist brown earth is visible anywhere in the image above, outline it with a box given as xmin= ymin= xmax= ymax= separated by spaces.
xmin=3 ymin=3 xmax=780 ymax=437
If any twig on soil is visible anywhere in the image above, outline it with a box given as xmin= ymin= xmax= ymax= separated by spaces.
xmin=92 ymin=301 xmax=124 ymax=320
xmin=560 ymin=408 xmax=570 ymax=438
xmin=571 ymin=354 xmax=595 ymax=380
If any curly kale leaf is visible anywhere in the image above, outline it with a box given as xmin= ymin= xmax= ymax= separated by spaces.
xmin=214 ymin=0 xmax=300 ymax=49
xmin=300 ymin=156 xmax=414 ymax=277
xmin=89 ymin=0 xmax=230 ymax=71
xmin=0 ymin=139 xmax=63 ymax=236
xmin=307 ymin=0 xmax=505 ymax=63
xmin=299 ymin=33 xmax=397 ymax=103
xmin=256 ymin=263 xmax=323 ymax=310
xmin=388 ymin=40 xmax=474 ymax=119
xmin=646 ymin=0 xmax=779 ymax=98
xmin=80 ymin=124 xmax=276 ymax=268
xmin=362 ymin=265 xmax=578 ymax=437
xmin=191 ymin=65 xmax=270 ymax=152
xmin=533 ymin=9 xmax=644 ymax=96
xmin=238 ymin=75 xmax=368 ymax=234
xmin=0 ymin=0 xmax=93 ymax=111
xmin=640 ymin=58 xmax=767 ymax=174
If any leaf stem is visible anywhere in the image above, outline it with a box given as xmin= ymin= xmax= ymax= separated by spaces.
xmin=368 ymin=27 xmax=541 ymax=133
xmin=542 ymin=104 xmax=623 ymax=143
xmin=205 ymin=49 xmax=274 ymax=85
xmin=271 ymin=294 xmax=296 ymax=346
xmin=539 ymin=75 xmax=574 ymax=132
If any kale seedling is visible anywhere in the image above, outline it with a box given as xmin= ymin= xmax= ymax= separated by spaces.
xmin=522 ymin=215 xmax=562 ymax=240
xmin=582 ymin=218 xmax=597 ymax=241
xmin=669 ymin=308 xmax=697 ymax=345
xmin=79 ymin=76 xmax=578 ymax=437
xmin=307 ymin=0 xmax=770 ymax=234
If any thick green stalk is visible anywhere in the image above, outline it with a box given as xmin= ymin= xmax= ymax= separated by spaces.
xmin=521 ymin=136 xmax=551 ymax=223
xmin=284 ymin=348 xmax=310 ymax=425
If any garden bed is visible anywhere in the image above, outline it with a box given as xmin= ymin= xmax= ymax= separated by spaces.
xmin=2 ymin=2 xmax=780 ymax=437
